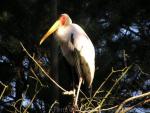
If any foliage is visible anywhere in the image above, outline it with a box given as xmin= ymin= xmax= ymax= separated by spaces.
xmin=0 ymin=0 xmax=150 ymax=113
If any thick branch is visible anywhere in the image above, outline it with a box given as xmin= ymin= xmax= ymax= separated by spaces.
xmin=115 ymin=91 xmax=150 ymax=113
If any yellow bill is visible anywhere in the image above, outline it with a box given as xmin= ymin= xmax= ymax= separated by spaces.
xmin=39 ymin=20 xmax=60 ymax=45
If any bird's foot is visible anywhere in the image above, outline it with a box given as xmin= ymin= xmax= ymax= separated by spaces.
xmin=62 ymin=90 xmax=75 ymax=96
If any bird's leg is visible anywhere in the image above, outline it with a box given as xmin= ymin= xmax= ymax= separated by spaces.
xmin=75 ymin=77 xmax=82 ymax=107
xmin=70 ymin=67 xmax=76 ymax=105
xmin=73 ymin=49 xmax=82 ymax=108
xmin=88 ymin=85 xmax=92 ymax=98
xmin=71 ymin=68 xmax=75 ymax=92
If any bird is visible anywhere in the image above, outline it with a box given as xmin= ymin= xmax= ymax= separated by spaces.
xmin=39 ymin=13 xmax=95 ymax=106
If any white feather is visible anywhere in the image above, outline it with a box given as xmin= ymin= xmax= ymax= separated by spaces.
xmin=56 ymin=22 xmax=95 ymax=87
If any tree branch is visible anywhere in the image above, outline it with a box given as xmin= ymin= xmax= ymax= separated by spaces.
xmin=0 ymin=81 xmax=8 ymax=100
xmin=115 ymin=91 xmax=150 ymax=113
xmin=20 ymin=42 xmax=75 ymax=95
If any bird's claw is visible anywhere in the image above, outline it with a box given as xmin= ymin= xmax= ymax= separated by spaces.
xmin=62 ymin=90 xmax=75 ymax=96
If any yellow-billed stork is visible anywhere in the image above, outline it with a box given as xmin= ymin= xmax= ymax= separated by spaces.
xmin=39 ymin=13 xmax=95 ymax=106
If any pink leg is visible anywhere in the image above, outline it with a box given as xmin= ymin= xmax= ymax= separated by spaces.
xmin=75 ymin=77 xmax=83 ymax=106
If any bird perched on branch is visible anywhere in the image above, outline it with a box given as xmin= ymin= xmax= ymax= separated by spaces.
xmin=39 ymin=13 xmax=95 ymax=106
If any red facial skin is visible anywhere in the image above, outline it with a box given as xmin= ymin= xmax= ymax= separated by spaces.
xmin=60 ymin=15 xmax=67 ymax=25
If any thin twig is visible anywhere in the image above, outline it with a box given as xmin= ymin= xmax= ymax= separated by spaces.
xmin=93 ymin=67 xmax=127 ymax=98
xmin=88 ymin=65 xmax=132 ymax=113
xmin=20 ymin=85 xmax=29 ymax=112
xmin=20 ymin=42 xmax=67 ymax=92
xmin=11 ymin=85 xmax=29 ymax=113
xmin=30 ymin=68 xmax=44 ymax=86
xmin=87 ymin=67 xmax=127 ymax=108
xmin=0 ymin=81 xmax=8 ymax=100
xmin=48 ymin=100 xmax=59 ymax=113
xmin=23 ymin=89 xmax=40 ymax=113
xmin=123 ymin=98 xmax=150 ymax=113
xmin=79 ymin=90 xmax=95 ymax=110
xmin=12 ymin=98 xmax=23 ymax=113
xmin=123 ymin=50 xmax=127 ymax=67
xmin=135 ymin=64 xmax=150 ymax=76
xmin=101 ymin=105 xmax=118 ymax=111
xmin=115 ymin=91 xmax=150 ymax=113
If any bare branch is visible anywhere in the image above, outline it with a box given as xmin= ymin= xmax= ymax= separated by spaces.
xmin=20 ymin=42 xmax=67 ymax=92
xmin=23 ymin=89 xmax=40 ymax=113
xmin=11 ymin=98 xmax=23 ymax=113
xmin=48 ymin=100 xmax=59 ymax=113
xmin=0 ymin=81 xmax=8 ymax=100
xmin=123 ymin=98 xmax=150 ymax=113
xmin=115 ymin=91 xmax=150 ymax=113
xmin=88 ymin=65 xmax=132 ymax=113
xmin=93 ymin=66 xmax=127 ymax=98
xmin=101 ymin=105 xmax=118 ymax=111
xmin=30 ymin=68 xmax=44 ymax=87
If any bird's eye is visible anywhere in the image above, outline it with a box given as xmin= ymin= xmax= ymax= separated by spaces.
xmin=60 ymin=16 xmax=66 ymax=25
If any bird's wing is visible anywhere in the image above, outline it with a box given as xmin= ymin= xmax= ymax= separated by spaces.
xmin=71 ymin=24 xmax=95 ymax=87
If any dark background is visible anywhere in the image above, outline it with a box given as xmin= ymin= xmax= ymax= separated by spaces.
xmin=0 ymin=0 xmax=150 ymax=112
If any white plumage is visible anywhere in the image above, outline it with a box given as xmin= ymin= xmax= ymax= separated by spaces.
xmin=56 ymin=23 xmax=95 ymax=87
xmin=40 ymin=13 xmax=95 ymax=106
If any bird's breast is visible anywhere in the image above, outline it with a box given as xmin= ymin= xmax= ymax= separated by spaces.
xmin=60 ymin=43 xmax=75 ymax=65
xmin=55 ymin=26 xmax=71 ymax=42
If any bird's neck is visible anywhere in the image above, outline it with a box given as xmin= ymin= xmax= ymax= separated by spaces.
xmin=55 ymin=26 xmax=70 ymax=43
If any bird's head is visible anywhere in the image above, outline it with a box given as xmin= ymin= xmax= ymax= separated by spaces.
xmin=39 ymin=13 xmax=72 ymax=45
